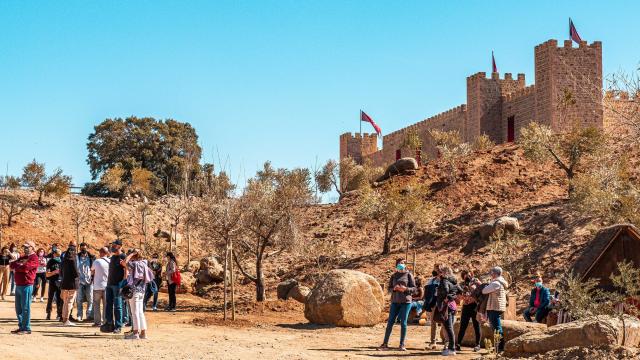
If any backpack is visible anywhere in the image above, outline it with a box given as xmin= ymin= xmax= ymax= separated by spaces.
xmin=149 ymin=278 xmax=159 ymax=294
xmin=171 ymin=269 xmax=181 ymax=286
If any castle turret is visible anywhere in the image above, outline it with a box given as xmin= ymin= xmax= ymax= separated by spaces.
xmin=534 ymin=39 xmax=603 ymax=131
xmin=339 ymin=132 xmax=378 ymax=165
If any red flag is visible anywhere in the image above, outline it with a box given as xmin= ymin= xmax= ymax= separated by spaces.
xmin=492 ymin=51 xmax=498 ymax=73
xmin=360 ymin=110 xmax=381 ymax=135
xmin=569 ymin=18 xmax=582 ymax=43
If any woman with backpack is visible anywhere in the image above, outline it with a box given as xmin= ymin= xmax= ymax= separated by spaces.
xmin=434 ymin=266 xmax=461 ymax=356
xmin=60 ymin=245 xmax=79 ymax=326
xmin=165 ymin=252 xmax=179 ymax=312
xmin=122 ymin=249 xmax=154 ymax=340
xmin=378 ymin=258 xmax=416 ymax=352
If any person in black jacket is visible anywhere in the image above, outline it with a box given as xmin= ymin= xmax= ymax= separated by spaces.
xmin=378 ymin=258 xmax=416 ymax=352
xmin=60 ymin=245 xmax=79 ymax=326
xmin=435 ymin=266 xmax=461 ymax=356
xmin=45 ymin=249 xmax=63 ymax=320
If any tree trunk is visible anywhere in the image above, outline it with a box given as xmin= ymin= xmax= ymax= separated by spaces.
xmin=230 ymin=241 xmax=236 ymax=321
xmin=255 ymin=257 xmax=266 ymax=302
xmin=186 ymin=223 xmax=191 ymax=264
xmin=37 ymin=191 xmax=44 ymax=206
xmin=223 ymin=242 xmax=229 ymax=321
xmin=382 ymin=223 xmax=391 ymax=255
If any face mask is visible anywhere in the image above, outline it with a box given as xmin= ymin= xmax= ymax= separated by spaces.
xmin=23 ymin=246 xmax=30 ymax=253
xmin=534 ymin=282 xmax=543 ymax=288
xmin=52 ymin=247 xmax=58 ymax=252
xmin=432 ymin=271 xmax=438 ymax=277
xmin=80 ymin=249 xmax=87 ymax=255
xmin=110 ymin=247 xmax=117 ymax=253
xmin=396 ymin=264 xmax=406 ymax=271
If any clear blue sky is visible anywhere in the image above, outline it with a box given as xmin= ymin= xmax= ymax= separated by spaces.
xmin=1 ymin=1 xmax=637 ymax=192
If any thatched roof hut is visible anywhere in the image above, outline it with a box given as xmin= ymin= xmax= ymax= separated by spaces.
xmin=572 ymin=224 xmax=640 ymax=291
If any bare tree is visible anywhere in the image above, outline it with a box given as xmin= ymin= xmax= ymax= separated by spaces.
xmin=70 ymin=198 xmax=90 ymax=243
xmin=21 ymin=160 xmax=72 ymax=206
xmin=137 ymin=202 xmax=153 ymax=250
xmin=0 ymin=176 xmax=27 ymax=227
xmin=167 ymin=197 xmax=188 ymax=252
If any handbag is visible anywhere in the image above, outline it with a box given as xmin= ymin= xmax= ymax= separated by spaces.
xmin=171 ymin=269 xmax=182 ymax=286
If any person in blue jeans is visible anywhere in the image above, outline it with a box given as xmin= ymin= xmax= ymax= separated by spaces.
xmin=482 ymin=266 xmax=509 ymax=353
xmin=103 ymin=239 xmax=126 ymax=334
xmin=10 ymin=240 xmax=39 ymax=335
xmin=378 ymin=258 xmax=416 ymax=352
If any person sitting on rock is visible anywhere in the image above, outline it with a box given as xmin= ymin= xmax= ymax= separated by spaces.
xmin=523 ymin=276 xmax=551 ymax=323
xmin=378 ymin=258 xmax=416 ymax=352
xmin=408 ymin=276 xmax=424 ymax=323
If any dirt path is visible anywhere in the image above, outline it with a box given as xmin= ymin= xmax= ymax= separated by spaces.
xmin=0 ymin=294 xmax=485 ymax=359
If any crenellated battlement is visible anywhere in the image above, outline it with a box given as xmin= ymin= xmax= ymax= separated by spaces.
xmin=385 ymin=104 xmax=467 ymax=139
xmin=466 ymin=72 xmax=525 ymax=83
xmin=502 ymin=85 xmax=536 ymax=102
xmin=535 ymin=39 xmax=602 ymax=51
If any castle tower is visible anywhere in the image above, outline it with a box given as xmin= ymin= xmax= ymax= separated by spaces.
xmin=466 ymin=72 xmax=525 ymax=143
xmin=339 ymin=132 xmax=378 ymax=165
xmin=534 ymin=39 xmax=603 ymax=131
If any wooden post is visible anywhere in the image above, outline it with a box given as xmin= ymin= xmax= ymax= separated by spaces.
xmin=229 ymin=238 xmax=236 ymax=321
xmin=223 ymin=241 xmax=229 ymax=321
xmin=412 ymin=250 xmax=417 ymax=275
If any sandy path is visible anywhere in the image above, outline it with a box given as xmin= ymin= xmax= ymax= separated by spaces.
xmin=0 ymin=294 xmax=485 ymax=359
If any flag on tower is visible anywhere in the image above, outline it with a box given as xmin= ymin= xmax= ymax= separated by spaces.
xmin=492 ymin=51 xmax=498 ymax=73
xmin=360 ymin=110 xmax=381 ymax=135
xmin=569 ymin=18 xmax=582 ymax=43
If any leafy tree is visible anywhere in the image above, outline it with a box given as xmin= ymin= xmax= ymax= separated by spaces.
xmin=100 ymin=165 xmax=126 ymax=194
xmin=488 ymin=230 xmax=531 ymax=291
xmin=87 ymin=117 xmax=202 ymax=196
xmin=428 ymin=129 xmax=471 ymax=183
xmin=21 ymin=160 xmax=72 ymax=206
xmin=358 ymin=178 xmax=435 ymax=255
xmin=234 ymin=162 xmax=313 ymax=301
xmin=130 ymin=168 xmax=156 ymax=197
xmin=0 ymin=176 xmax=27 ymax=227
xmin=316 ymin=157 xmax=382 ymax=199
xmin=472 ymin=134 xmax=495 ymax=152
xmin=100 ymin=165 xmax=157 ymax=199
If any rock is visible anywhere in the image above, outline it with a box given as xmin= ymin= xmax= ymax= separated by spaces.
xmin=304 ymin=269 xmax=384 ymax=327
xmin=485 ymin=199 xmax=499 ymax=208
xmin=185 ymin=260 xmax=200 ymax=273
xmin=494 ymin=216 xmax=520 ymax=233
xmin=195 ymin=256 xmax=224 ymax=285
xmin=477 ymin=222 xmax=496 ymax=241
xmin=287 ymin=285 xmax=311 ymax=303
xmin=376 ymin=158 xmax=419 ymax=183
xmin=277 ymin=279 xmax=299 ymax=300
xmin=456 ymin=320 xmax=545 ymax=347
xmin=505 ymin=316 xmax=640 ymax=356
xmin=178 ymin=271 xmax=197 ymax=294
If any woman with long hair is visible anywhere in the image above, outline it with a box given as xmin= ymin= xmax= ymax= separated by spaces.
xmin=122 ymin=249 xmax=153 ymax=340
xmin=8 ymin=243 xmax=19 ymax=296
xmin=164 ymin=252 xmax=178 ymax=312
xmin=33 ymin=248 xmax=47 ymax=302
xmin=0 ymin=246 xmax=11 ymax=300
xmin=378 ymin=258 xmax=416 ymax=352
xmin=60 ymin=245 xmax=79 ymax=326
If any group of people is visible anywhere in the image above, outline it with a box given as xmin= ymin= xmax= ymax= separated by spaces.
xmin=4 ymin=239 xmax=181 ymax=340
xmin=379 ymin=258 xmax=555 ymax=356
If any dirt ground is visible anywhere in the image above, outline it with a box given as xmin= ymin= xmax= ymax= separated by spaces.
xmin=0 ymin=293 xmax=486 ymax=360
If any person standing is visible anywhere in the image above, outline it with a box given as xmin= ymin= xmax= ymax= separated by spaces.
xmin=104 ymin=239 xmax=126 ymax=334
xmin=32 ymin=248 xmax=48 ymax=302
xmin=0 ymin=247 xmax=12 ymax=300
xmin=435 ymin=266 xmax=461 ymax=357
xmin=482 ymin=266 xmax=509 ymax=353
xmin=60 ymin=245 xmax=79 ymax=326
xmin=9 ymin=240 xmax=39 ymax=334
xmin=144 ymin=253 xmax=162 ymax=311
xmin=8 ymin=243 xmax=20 ymax=296
xmin=91 ymin=247 xmax=110 ymax=327
xmin=123 ymin=249 xmax=153 ymax=339
xmin=523 ymin=276 xmax=551 ymax=323
xmin=424 ymin=265 xmax=441 ymax=349
xmin=165 ymin=252 xmax=179 ymax=312
xmin=76 ymin=242 xmax=95 ymax=322
xmin=456 ymin=270 xmax=482 ymax=352
xmin=378 ymin=258 xmax=416 ymax=352
xmin=45 ymin=249 xmax=63 ymax=321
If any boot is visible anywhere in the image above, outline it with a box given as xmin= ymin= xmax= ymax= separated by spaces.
xmin=46 ymin=313 xmax=51 ymax=320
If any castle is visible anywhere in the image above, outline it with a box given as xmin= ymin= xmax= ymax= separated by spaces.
xmin=340 ymin=38 xmax=607 ymax=167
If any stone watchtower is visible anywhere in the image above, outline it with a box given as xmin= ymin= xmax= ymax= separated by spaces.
xmin=465 ymin=72 xmax=526 ymax=143
xmin=339 ymin=133 xmax=378 ymax=165
xmin=534 ymin=39 xmax=603 ymax=131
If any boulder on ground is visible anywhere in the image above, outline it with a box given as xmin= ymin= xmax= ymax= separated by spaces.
xmin=287 ymin=285 xmax=311 ymax=303
xmin=185 ymin=260 xmax=200 ymax=273
xmin=177 ymin=271 xmax=197 ymax=294
xmin=505 ymin=316 xmax=640 ymax=356
xmin=376 ymin=157 xmax=419 ymax=183
xmin=195 ymin=256 xmax=224 ymax=285
xmin=277 ymin=279 xmax=299 ymax=300
xmin=304 ymin=269 xmax=384 ymax=327
xmin=477 ymin=216 xmax=520 ymax=241
xmin=456 ymin=320 xmax=546 ymax=347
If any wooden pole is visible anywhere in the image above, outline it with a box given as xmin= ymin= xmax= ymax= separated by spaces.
xmin=230 ymin=238 xmax=236 ymax=321
xmin=223 ymin=240 xmax=229 ymax=321
xmin=413 ymin=249 xmax=417 ymax=276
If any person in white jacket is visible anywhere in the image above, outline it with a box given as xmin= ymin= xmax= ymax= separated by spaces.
xmin=482 ymin=266 xmax=509 ymax=352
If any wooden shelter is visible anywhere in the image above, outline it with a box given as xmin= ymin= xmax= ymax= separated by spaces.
xmin=572 ymin=224 xmax=640 ymax=291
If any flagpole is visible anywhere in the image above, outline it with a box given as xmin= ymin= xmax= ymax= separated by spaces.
xmin=359 ymin=110 xmax=362 ymax=136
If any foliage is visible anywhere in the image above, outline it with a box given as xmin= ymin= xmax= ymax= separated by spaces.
xmin=402 ymin=129 xmax=423 ymax=151
xmin=358 ymin=178 xmax=435 ymax=255
xmin=571 ymin=154 xmax=640 ymax=226
xmin=558 ymin=272 xmax=610 ymax=321
xmin=21 ymin=159 xmax=72 ymax=206
xmin=100 ymin=165 xmax=158 ymax=199
xmin=488 ymin=229 xmax=531 ymax=291
xmin=472 ymin=133 xmax=495 ymax=152
xmin=0 ymin=176 xmax=27 ymax=227
xmin=233 ymin=162 xmax=313 ymax=301
xmin=87 ymin=117 xmax=202 ymax=196
xmin=315 ymin=157 xmax=383 ymax=199
xmin=428 ymin=129 xmax=471 ymax=183
xmin=604 ymin=69 xmax=640 ymax=144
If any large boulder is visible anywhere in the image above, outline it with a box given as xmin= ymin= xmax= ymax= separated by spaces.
xmin=178 ymin=271 xmax=197 ymax=294
xmin=277 ymin=279 xmax=300 ymax=300
xmin=505 ymin=316 xmax=640 ymax=356
xmin=304 ymin=269 xmax=384 ymax=327
xmin=287 ymin=285 xmax=311 ymax=303
xmin=195 ymin=256 xmax=224 ymax=285
xmin=456 ymin=320 xmax=546 ymax=347
xmin=376 ymin=157 xmax=419 ymax=183
xmin=477 ymin=216 xmax=520 ymax=242
xmin=185 ymin=260 xmax=200 ymax=274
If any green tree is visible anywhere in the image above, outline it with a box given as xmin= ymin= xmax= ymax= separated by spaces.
xmin=316 ymin=157 xmax=382 ymax=199
xmin=428 ymin=129 xmax=470 ymax=183
xmin=0 ymin=176 xmax=27 ymax=226
xmin=87 ymin=117 xmax=202 ymax=196
xmin=21 ymin=160 xmax=72 ymax=206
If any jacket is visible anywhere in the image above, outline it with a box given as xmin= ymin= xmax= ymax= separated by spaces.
xmin=387 ymin=271 xmax=416 ymax=304
xmin=10 ymin=253 xmax=39 ymax=286
xmin=436 ymin=276 xmax=462 ymax=305
xmin=482 ymin=276 xmax=509 ymax=312
xmin=424 ymin=277 xmax=439 ymax=311
xmin=528 ymin=286 xmax=551 ymax=310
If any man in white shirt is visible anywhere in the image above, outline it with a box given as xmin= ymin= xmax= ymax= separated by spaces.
xmin=90 ymin=247 xmax=111 ymax=327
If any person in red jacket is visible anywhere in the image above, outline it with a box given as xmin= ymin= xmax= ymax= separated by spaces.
xmin=9 ymin=240 xmax=39 ymax=335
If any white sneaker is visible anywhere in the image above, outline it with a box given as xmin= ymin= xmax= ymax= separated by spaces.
xmin=441 ymin=349 xmax=457 ymax=356
xmin=63 ymin=321 xmax=76 ymax=327
xmin=474 ymin=345 xmax=481 ymax=352
xmin=125 ymin=333 xmax=140 ymax=340
xmin=40 ymin=297 xmax=44 ymax=302
xmin=77 ymin=316 xmax=83 ymax=322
